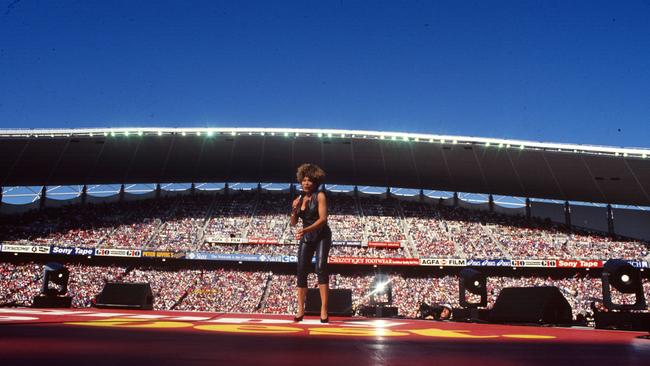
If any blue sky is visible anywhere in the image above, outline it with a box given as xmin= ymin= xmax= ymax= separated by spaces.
xmin=1 ymin=0 xmax=649 ymax=147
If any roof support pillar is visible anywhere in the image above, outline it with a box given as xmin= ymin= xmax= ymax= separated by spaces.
xmin=81 ymin=185 xmax=87 ymax=205
xmin=489 ymin=194 xmax=494 ymax=212
xmin=289 ymin=183 xmax=296 ymax=197
xmin=607 ymin=204 xmax=615 ymax=235
xmin=225 ymin=182 xmax=230 ymax=197
xmin=564 ymin=201 xmax=571 ymax=229
xmin=453 ymin=192 xmax=459 ymax=207
xmin=191 ymin=183 xmax=196 ymax=196
xmin=386 ymin=187 xmax=391 ymax=199
xmin=155 ymin=184 xmax=161 ymax=199
xmin=39 ymin=186 xmax=47 ymax=209
xmin=419 ymin=189 xmax=424 ymax=203
xmin=0 ymin=186 xmax=3 ymax=210
xmin=119 ymin=184 xmax=125 ymax=202
xmin=353 ymin=186 xmax=359 ymax=198
xmin=525 ymin=198 xmax=531 ymax=220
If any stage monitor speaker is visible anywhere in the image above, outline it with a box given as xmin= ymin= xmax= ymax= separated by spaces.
xmin=95 ymin=282 xmax=153 ymax=310
xmin=489 ymin=286 xmax=572 ymax=325
xmin=33 ymin=295 xmax=72 ymax=308
xmin=305 ymin=288 xmax=353 ymax=316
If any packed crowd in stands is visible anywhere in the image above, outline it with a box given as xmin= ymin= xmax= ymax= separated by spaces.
xmin=0 ymin=262 xmax=41 ymax=306
xmin=121 ymin=267 xmax=201 ymax=310
xmin=247 ymin=193 xmax=290 ymax=241
xmin=150 ymin=194 xmax=213 ymax=251
xmin=176 ymin=269 xmax=267 ymax=313
xmin=199 ymin=191 xmax=256 ymax=250
xmin=1 ymin=190 xmax=649 ymax=260
xmin=327 ymin=194 xmax=364 ymax=242
xmin=2 ymin=262 xmax=650 ymax=320
xmin=359 ymin=196 xmax=406 ymax=243
xmin=67 ymin=264 xmax=126 ymax=307
xmin=401 ymin=201 xmax=457 ymax=257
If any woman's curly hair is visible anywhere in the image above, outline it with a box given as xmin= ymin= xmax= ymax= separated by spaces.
xmin=296 ymin=163 xmax=326 ymax=189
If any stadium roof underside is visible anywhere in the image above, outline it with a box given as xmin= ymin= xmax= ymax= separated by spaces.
xmin=1 ymin=127 xmax=650 ymax=206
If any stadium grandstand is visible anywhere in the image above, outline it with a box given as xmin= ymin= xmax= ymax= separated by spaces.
xmin=2 ymin=127 xmax=650 ymax=365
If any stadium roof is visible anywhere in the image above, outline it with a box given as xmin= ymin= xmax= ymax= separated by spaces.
xmin=1 ymin=127 xmax=650 ymax=206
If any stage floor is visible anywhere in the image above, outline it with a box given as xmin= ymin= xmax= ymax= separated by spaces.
xmin=1 ymin=308 xmax=649 ymax=365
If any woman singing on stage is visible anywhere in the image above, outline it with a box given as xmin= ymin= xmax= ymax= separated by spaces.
xmin=290 ymin=163 xmax=332 ymax=323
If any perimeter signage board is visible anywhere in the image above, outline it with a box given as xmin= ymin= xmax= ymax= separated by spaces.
xmin=556 ymin=260 xmax=602 ymax=268
xmin=332 ymin=241 xmax=362 ymax=246
xmin=465 ymin=259 xmax=512 ymax=267
xmin=512 ymin=259 xmax=557 ymax=268
xmin=328 ymin=257 xmax=420 ymax=266
xmin=367 ymin=242 xmax=401 ymax=248
xmin=1 ymin=244 xmax=51 ymax=254
xmin=50 ymin=246 xmax=94 ymax=256
xmin=94 ymin=248 xmax=142 ymax=258
xmin=420 ymin=258 xmax=467 ymax=266
xmin=141 ymin=251 xmax=185 ymax=259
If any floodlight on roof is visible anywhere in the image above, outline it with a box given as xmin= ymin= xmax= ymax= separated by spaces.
xmin=157 ymin=131 xmax=163 ymax=136
xmin=181 ymin=131 xmax=186 ymax=136
xmin=207 ymin=130 xmax=214 ymax=137
xmin=196 ymin=131 xmax=201 ymax=136
xmin=231 ymin=131 xmax=236 ymax=136
xmin=138 ymin=131 xmax=143 ymax=136
xmin=485 ymin=142 xmax=490 ymax=147
xmin=124 ymin=131 xmax=130 ymax=136
xmin=453 ymin=140 xmax=458 ymax=144
xmin=284 ymin=132 xmax=289 ymax=137
xmin=520 ymin=144 xmax=524 ymax=149
xmin=110 ymin=131 xmax=116 ymax=137
xmin=318 ymin=133 xmax=323 ymax=137
xmin=327 ymin=133 xmax=332 ymax=138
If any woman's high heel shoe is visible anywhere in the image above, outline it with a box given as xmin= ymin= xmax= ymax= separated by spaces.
xmin=293 ymin=314 xmax=304 ymax=322
xmin=320 ymin=316 xmax=329 ymax=323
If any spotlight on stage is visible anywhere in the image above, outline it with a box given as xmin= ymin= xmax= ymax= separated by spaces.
xmin=459 ymin=268 xmax=487 ymax=308
xmin=601 ymin=259 xmax=646 ymax=311
xmin=33 ymin=262 xmax=72 ymax=308
xmin=361 ymin=273 xmax=398 ymax=318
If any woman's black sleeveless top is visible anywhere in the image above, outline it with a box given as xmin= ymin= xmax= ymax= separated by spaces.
xmin=297 ymin=191 xmax=331 ymax=242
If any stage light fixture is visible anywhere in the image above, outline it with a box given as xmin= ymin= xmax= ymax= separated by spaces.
xmin=33 ymin=262 xmax=72 ymax=308
xmin=459 ymin=268 xmax=487 ymax=309
xmin=602 ymin=259 xmax=646 ymax=311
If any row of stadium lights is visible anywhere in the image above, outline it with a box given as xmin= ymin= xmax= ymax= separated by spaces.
xmin=14 ymin=130 xmax=649 ymax=159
